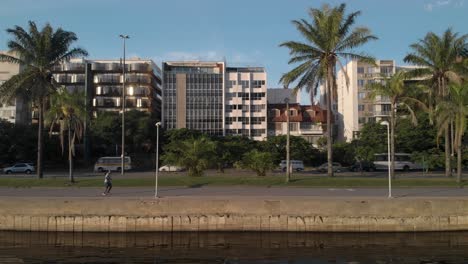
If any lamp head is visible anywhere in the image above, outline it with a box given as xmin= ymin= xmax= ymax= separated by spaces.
xmin=155 ymin=122 xmax=161 ymax=127
xmin=381 ymin=121 xmax=389 ymax=126
xmin=284 ymin=97 xmax=289 ymax=104
xmin=119 ymin=34 xmax=130 ymax=39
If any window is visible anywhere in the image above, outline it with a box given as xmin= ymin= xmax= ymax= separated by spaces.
xmin=251 ymin=92 xmax=265 ymax=100
xmin=225 ymin=117 xmax=236 ymax=125
xmin=240 ymin=80 xmax=249 ymax=88
xmin=252 ymin=80 xmax=265 ymax=88
xmin=237 ymin=92 xmax=249 ymax=100
xmin=358 ymin=117 xmax=366 ymax=124
xmin=358 ymin=79 xmax=365 ymax=87
xmin=226 ymin=80 xmax=236 ymax=88
xmin=357 ymin=67 xmax=365 ymax=74
xmin=289 ymin=123 xmax=298 ymax=131
xmin=251 ymin=117 xmax=265 ymax=124
xmin=358 ymin=104 xmax=365 ymax=111
xmin=358 ymin=92 xmax=366 ymax=99
xmin=382 ymin=104 xmax=391 ymax=112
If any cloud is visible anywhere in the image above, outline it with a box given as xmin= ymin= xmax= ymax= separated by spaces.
xmin=423 ymin=0 xmax=464 ymax=11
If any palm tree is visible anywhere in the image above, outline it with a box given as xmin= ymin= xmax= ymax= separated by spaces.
xmin=367 ymin=71 xmax=420 ymax=178
xmin=279 ymin=3 xmax=377 ymax=177
xmin=404 ymin=29 xmax=467 ymax=177
xmin=435 ymin=82 xmax=468 ymax=183
xmin=46 ymin=87 xmax=85 ymax=183
xmin=162 ymin=137 xmax=216 ymax=177
xmin=0 ymin=21 xmax=87 ymax=178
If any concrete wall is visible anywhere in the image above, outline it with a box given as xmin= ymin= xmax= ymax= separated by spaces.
xmin=1 ymin=197 xmax=468 ymax=232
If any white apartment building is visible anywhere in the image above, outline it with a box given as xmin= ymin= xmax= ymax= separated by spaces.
xmin=0 ymin=52 xmax=30 ymax=124
xmin=322 ymin=59 xmax=396 ymax=141
xmin=225 ymin=66 xmax=267 ymax=140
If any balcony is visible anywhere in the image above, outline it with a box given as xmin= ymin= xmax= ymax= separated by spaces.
xmin=374 ymin=111 xmax=390 ymax=117
xmin=129 ymin=63 xmax=150 ymax=72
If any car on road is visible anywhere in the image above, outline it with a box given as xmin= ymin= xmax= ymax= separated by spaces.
xmin=349 ymin=161 xmax=376 ymax=172
xmin=317 ymin=162 xmax=343 ymax=173
xmin=2 ymin=163 xmax=35 ymax=174
xmin=279 ymin=160 xmax=305 ymax=172
xmin=159 ymin=165 xmax=184 ymax=172
xmin=94 ymin=156 xmax=132 ymax=172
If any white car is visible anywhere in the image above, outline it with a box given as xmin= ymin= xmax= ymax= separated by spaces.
xmin=3 ymin=163 xmax=35 ymax=174
xmin=159 ymin=165 xmax=184 ymax=172
xmin=279 ymin=160 xmax=305 ymax=172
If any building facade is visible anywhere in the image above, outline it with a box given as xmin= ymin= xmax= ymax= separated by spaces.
xmin=52 ymin=58 xmax=162 ymax=118
xmin=0 ymin=52 xmax=30 ymax=124
xmin=162 ymin=61 xmax=267 ymax=140
xmin=267 ymin=88 xmax=299 ymax=104
xmin=225 ymin=66 xmax=267 ymax=140
xmin=267 ymin=103 xmax=327 ymax=147
xmin=324 ymin=59 xmax=396 ymax=141
xmin=162 ymin=61 xmax=225 ymax=136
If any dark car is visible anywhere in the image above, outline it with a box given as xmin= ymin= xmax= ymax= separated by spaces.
xmin=350 ymin=161 xmax=376 ymax=172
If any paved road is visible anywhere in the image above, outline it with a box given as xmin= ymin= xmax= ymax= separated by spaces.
xmin=0 ymin=186 xmax=466 ymax=198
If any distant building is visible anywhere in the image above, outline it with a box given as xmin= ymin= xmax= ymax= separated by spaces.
xmin=267 ymin=103 xmax=328 ymax=147
xmin=52 ymin=58 xmax=162 ymax=118
xmin=0 ymin=52 xmax=30 ymax=124
xmin=162 ymin=61 xmax=267 ymax=140
xmin=267 ymin=88 xmax=299 ymax=104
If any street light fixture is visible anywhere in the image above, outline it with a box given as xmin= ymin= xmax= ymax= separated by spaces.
xmin=284 ymin=97 xmax=291 ymax=183
xmin=155 ymin=122 xmax=161 ymax=198
xmin=381 ymin=121 xmax=392 ymax=198
xmin=119 ymin=34 xmax=129 ymax=176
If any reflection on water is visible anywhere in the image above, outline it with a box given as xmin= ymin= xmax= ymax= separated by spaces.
xmin=0 ymin=231 xmax=468 ymax=263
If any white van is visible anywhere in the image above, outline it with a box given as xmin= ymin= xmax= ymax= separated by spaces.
xmin=94 ymin=156 xmax=132 ymax=172
xmin=280 ymin=160 xmax=305 ymax=172
xmin=374 ymin=153 xmax=422 ymax=171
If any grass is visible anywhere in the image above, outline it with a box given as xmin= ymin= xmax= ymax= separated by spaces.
xmin=0 ymin=175 xmax=465 ymax=188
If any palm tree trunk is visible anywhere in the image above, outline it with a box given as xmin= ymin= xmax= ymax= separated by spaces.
xmin=390 ymin=102 xmax=396 ymax=179
xmin=36 ymin=99 xmax=44 ymax=179
xmin=445 ymin=124 xmax=452 ymax=177
xmin=68 ymin=125 xmax=74 ymax=183
xmin=326 ymin=64 xmax=334 ymax=177
xmin=457 ymin=133 xmax=462 ymax=184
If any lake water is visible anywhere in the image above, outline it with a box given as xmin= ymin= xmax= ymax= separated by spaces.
xmin=1 ymin=231 xmax=468 ymax=263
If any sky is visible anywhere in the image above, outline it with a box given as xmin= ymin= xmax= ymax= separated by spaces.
xmin=1 ymin=0 xmax=467 ymax=104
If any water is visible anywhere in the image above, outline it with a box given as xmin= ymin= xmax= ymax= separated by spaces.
xmin=1 ymin=231 xmax=468 ymax=263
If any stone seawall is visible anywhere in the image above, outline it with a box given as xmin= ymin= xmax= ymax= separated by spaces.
xmin=1 ymin=197 xmax=468 ymax=232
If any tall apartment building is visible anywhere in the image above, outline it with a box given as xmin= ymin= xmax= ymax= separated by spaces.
xmin=0 ymin=52 xmax=30 ymax=124
xmin=324 ymin=59 xmax=396 ymax=141
xmin=225 ymin=66 xmax=267 ymax=140
xmin=52 ymin=58 xmax=162 ymax=118
xmin=162 ymin=61 xmax=224 ymax=136
xmin=162 ymin=61 xmax=267 ymax=140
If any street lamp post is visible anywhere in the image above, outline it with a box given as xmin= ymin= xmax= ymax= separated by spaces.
xmin=119 ymin=34 xmax=129 ymax=176
xmin=381 ymin=121 xmax=392 ymax=198
xmin=154 ymin=122 xmax=161 ymax=198
xmin=284 ymin=97 xmax=290 ymax=183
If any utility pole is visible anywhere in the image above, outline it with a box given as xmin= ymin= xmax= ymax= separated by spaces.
xmin=119 ymin=34 xmax=129 ymax=176
xmin=285 ymin=97 xmax=291 ymax=183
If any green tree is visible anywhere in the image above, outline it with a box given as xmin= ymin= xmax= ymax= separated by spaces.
xmin=279 ymin=3 xmax=377 ymax=177
xmin=260 ymin=135 xmax=322 ymax=166
xmin=162 ymin=137 xmax=216 ymax=177
xmin=0 ymin=21 xmax=88 ymax=178
xmin=404 ymin=29 xmax=467 ymax=177
xmin=435 ymin=82 xmax=468 ymax=183
xmin=235 ymin=150 xmax=276 ymax=177
xmin=89 ymin=112 xmax=121 ymax=156
xmin=367 ymin=71 xmax=419 ymax=178
xmin=211 ymin=136 xmax=257 ymax=172
xmin=46 ymin=87 xmax=85 ymax=183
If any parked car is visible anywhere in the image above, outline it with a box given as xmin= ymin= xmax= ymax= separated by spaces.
xmin=279 ymin=160 xmax=305 ymax=172
xmin=3 ymin=163 xmax=35 ymax=174
xmin=349 ymin=161 xmax=376 ymax=172
xmin=159 ymin=165 xmax=184 ymax=172
xmin=317 ymin=162 xmax=343 ymax=173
